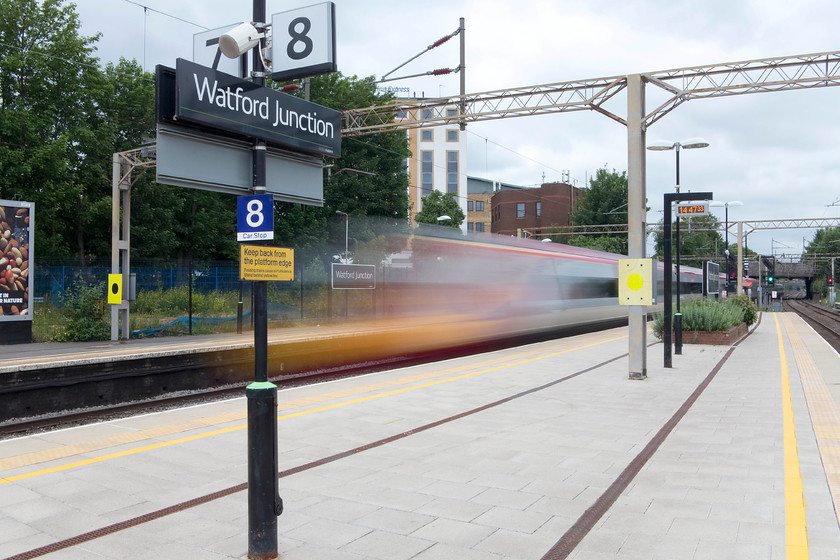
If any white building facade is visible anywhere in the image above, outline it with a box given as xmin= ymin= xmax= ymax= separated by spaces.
xmin=404 ymin=104 xmax=468 ymax=230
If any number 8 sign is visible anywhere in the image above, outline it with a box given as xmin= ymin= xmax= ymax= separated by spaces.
xmin=237 ymin=194 xmax=275 ymax=242
xmin=271 ymin=2 xmax=337 ymax=82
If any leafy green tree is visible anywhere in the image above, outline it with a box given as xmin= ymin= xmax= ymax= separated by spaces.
xmin=805 ymin=227 xmax=840 ymax=293
xmin=652 ymin=213 xmax=728 ymax=269
xmin=567 ymin=168 xmax=631 ymax=254
xmin=0 ymin=0 xmax=103 ymax=261
xmin=414 ymin=190 xmax=464 ymax=228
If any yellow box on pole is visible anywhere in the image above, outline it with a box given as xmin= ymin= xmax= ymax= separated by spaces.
xmin=107 ymin=274 xmax=122 ymax=304
xmin=618 ymin=258 xmax=653 ymax=306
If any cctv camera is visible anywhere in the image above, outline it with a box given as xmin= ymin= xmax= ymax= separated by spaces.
xmin=219 ymin=22 xmax=263 ymax=59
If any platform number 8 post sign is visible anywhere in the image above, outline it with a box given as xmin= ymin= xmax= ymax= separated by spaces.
xmin=271 ymin=2 xmax=337 ymax=82
xmin=237 ymin=194 xmax=275 ymax=242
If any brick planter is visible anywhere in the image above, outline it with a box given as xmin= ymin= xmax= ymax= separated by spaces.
xmin=681 ymin=322 xmax=748 ymax=345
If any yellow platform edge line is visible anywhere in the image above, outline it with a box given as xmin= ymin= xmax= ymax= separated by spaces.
xmin=775 ymin=314 xmax=809 ymax=559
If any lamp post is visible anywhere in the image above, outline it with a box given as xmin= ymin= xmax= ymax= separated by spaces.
xmin=710 ymin=200 xmax=743 ymax=294
xmin=648 ymin=138 xmax=709 ymax=356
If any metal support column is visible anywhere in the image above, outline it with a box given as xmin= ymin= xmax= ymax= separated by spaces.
xmin=626 ymin=74 xmax=647 ymax=379
xmin=110 ymin=153 xmax=131 ymax=341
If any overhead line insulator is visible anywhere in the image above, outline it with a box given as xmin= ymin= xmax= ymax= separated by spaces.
xmin=430 ymin=35 xmax=452 ymax=49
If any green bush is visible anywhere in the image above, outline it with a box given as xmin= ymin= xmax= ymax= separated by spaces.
xmin=727 ymin=293 xmax=758 ymax=325
xmin=651 ymin=297 xmax=749 ymax=340
xmin=54 ymin=281 xmax=110 ymax=342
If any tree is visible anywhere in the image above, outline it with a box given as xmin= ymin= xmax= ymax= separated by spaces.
xmin=0 ymin=0 xmax=103 ymax=261
xmin=567 ymin=168 xmax=631 ymax=254
xmin=414 ymin=190 xmax=464 ymax=228
xmin=805 ymin=227 xmax=840 ymax=293
xmin=651 ymin=213 xmax=727 ymax=269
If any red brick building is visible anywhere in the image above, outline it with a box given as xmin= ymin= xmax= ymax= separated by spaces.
xmin=491 ymin=182 xmax=582 ymax=236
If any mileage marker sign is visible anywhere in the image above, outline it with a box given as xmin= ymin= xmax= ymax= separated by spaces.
xmin=676 ymin=202 xmax=710 ymax=216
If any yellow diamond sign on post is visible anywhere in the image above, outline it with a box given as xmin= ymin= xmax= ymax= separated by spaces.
xmin=618 ymin=258 xmax=653 ymax=306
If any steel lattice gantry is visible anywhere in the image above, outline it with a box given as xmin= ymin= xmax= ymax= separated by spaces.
xmin=342 ymin=50 xmax=840 ymax=377
xmin=343 ymin=50 xmax=840 ymax=135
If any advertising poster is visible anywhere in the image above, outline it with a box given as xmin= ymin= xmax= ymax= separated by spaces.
xmin=0 ymin=199 xmax=33 ymax=344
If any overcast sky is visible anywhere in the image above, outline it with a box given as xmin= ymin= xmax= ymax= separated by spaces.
xmin=75 ymin=0 xmax=840 ymax=258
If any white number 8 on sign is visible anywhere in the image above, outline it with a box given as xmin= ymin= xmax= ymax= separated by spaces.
xmin=246 ymin=199 xmax=264 ymax=227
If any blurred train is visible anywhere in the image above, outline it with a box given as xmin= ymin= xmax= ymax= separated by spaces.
xmin=374 ymin=228 xmax=712 ymax=342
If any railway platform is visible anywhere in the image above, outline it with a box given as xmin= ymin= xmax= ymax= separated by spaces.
xmin=1 ymin=312 xmax=840 ymax=559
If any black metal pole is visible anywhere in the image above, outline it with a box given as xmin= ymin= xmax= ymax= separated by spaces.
xmin=237 ymin=280 xmax=244 ymax=334
xmin=247 ymin=1 xmax=281 ymax=557
xmin=725 ymin=205 xmax=730 ymax=292
xmin=663 ymin=192 xmax=713 ymax=369
xmin=188 ymin=260 xmax=193 ymax=335
xmin=663 ymin=196 xmax=673 ymax=368
xmin=674 ymin=148 xmax=682 ymax=355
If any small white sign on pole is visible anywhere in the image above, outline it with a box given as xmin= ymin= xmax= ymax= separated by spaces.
xmin=271 ymin=2 xmax=337 ymax=81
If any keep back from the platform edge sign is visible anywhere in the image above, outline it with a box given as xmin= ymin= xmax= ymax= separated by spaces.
xmin=175 ymin=58 xmax=341 ymax=158
xmin=240 ymin=245 xmax=294 ymax=282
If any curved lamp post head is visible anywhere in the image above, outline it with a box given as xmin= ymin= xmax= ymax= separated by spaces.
xmin=647 ymin=138 xmax=710 ymax=151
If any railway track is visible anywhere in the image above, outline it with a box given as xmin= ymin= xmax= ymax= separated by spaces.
xmin=785 ymin=299 xmax=840 ymax=353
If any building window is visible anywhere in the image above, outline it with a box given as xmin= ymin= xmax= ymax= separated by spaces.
xmin=421 ymin=151 xmax=433 ymax=196
xmin=446 ymin=129 xmax=458 ymax=142
xmin=467 ymin=222 xmax=474 ymax=232
xmin=475 ymin=200 xmax=484 ymax=212
xmin=475 ymin=222 xmax=485 ymax=232
xmin=517 ymin=202 xmax=526 ymax=219
xmin=396 ymin=109 xmax=408 ymax=119
xmin=422 ymin=108 xmax=433 ymax=120
xmin=467 ymin=200 xmax=474 ymax=212
xmin=421 ymin=129 xmax=433 ymax=142
xmin=536 ymin=202 xmax=541 ymax=217
xmin=446 ymin=108 xmax=458 ymax=117
xmin=446 ymin=151 xmax=458 ymax=194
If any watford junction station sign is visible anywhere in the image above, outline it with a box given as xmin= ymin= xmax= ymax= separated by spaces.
xmin=175 ymin=59 xmax=341 ymax=157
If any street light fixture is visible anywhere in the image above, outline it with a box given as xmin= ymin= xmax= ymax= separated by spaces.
xmin=648 ymin=138 xmax=710 ymax=358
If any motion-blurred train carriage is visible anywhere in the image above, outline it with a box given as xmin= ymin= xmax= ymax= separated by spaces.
xmin=377 ymin=229 xmax=712 ymax=343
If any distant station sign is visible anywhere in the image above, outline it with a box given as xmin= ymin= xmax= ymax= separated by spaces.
xmin=331 ymin=263 xmax=376 ymax=290
xmin=174 ymin=58 xmax=341 ymax=157
xmin=240 ymin=245 xmax=294 ymax=282
xmin=704 ymin=261 xmax=721 ymax=296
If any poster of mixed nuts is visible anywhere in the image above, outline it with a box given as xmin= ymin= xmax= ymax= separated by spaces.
xmin=0 ymin=200 xmax=32 ymax=320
